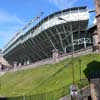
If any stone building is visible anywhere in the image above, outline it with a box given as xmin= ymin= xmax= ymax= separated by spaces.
xmin=0 ymin=49 xmax=11 ymax=70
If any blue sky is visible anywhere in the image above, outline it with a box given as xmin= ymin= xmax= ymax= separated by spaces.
xmin=0 ymin=0 xmax=95 ymax=49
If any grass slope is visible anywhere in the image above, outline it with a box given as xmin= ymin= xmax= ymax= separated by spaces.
xmin=0 ymin=54 xmax=100 ymax=98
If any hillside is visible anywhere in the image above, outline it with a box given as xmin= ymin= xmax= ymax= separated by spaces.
xmin=0 ymin=53 xmax=100 ymax=99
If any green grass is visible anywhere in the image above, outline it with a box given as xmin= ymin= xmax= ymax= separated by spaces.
xmin=0 ymin=53 xmax=100 ymax=99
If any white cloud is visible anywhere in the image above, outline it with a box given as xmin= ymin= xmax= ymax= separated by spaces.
xmin=49 ymin=0 xmax=79 ymax=9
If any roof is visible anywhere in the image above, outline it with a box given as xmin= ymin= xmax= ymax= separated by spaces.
xmin=23 ymin=6 xmax=88 ymax=37
xmin=18 ymin=6 xmax=88 ymax=38
xmin=33 ymin=6 xmax=88 ymax=30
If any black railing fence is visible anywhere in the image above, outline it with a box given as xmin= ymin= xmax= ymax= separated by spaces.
xmin=0 ymin=84 xmax=70 ymax=100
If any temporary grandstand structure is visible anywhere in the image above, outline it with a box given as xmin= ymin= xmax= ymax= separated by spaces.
xmin=3 ymin=6 xmax=92 ymax=65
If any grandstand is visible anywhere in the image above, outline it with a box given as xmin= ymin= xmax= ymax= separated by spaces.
xmin=3 ymin=6 xmax=92 ymax=66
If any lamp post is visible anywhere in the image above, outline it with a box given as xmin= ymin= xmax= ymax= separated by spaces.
xmin=79 ymin=59 xmax=82 ymax=81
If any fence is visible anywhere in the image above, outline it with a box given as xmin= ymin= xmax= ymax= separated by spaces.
xmin=0 ymin=79 xmax=90 ymax=100
xmin=2 ymin=85 xmax=70 ymax=100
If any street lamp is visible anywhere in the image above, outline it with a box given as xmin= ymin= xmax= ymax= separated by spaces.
xmin=79 ymin=59 xmax=82 ymax=81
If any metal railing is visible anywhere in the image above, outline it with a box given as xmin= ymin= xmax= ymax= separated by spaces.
xmin=0 ymin=85 xmax=70 ymax=100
